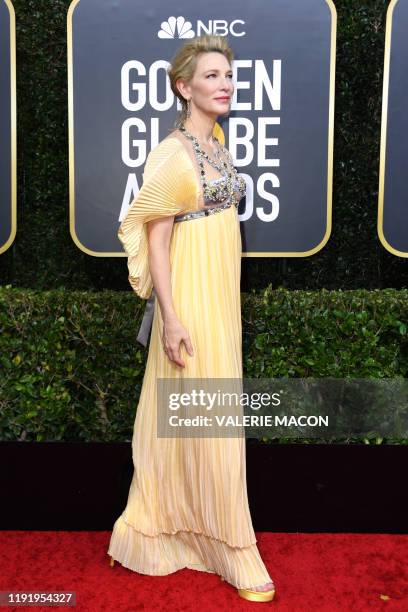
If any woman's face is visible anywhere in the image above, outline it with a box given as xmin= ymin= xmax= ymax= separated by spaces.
xmin=177 ymin=51 xmax=234 ymax=118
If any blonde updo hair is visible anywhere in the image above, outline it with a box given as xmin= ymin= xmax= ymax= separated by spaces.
xmin=167 ymin=34 xmax=234 ymax=129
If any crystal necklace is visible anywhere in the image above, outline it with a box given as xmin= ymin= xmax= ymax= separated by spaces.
xmin=178 ymin=124 xmax=234 ymax=189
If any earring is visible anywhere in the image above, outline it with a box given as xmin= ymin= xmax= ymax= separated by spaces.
xmin=186 ymin=98 xmax=191 ymax=118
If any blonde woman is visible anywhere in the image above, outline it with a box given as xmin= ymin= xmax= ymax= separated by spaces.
xmin=108 ymin=34 xmax=276 ymax=603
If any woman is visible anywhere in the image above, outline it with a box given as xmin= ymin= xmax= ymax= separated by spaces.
xmin=107 ymin=34 xmax=276 ymax=603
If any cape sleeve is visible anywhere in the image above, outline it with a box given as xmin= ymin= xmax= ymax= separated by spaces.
xmin=118 ymin=138 xmax=197 ymax=299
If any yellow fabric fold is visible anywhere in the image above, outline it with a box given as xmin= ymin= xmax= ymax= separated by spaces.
xmin=118 ymin=137 xmax=198 ymax=299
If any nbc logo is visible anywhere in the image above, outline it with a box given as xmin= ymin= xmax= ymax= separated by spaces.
xmin=158 ymin=16 xmax=195 ymax=39
xmin=158 ymin=16 xmax=246 ymax=39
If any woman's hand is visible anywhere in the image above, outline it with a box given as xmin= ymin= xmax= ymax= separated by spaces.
xmin=161 ymin=315 xmax=194 ymax=367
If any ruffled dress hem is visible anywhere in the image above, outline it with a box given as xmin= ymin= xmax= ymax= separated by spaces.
xmin=107 ymin=514 xmax=272 ymax=590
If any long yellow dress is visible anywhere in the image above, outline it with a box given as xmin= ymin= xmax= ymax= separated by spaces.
xmin=107 ymin=134 xmax=272 ymax=589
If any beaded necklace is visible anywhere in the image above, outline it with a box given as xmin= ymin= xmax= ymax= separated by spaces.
xmin=178 ymin=124 xmax=243 ymax=207
xmin=178 ymin=124 xmax=232 ymax=183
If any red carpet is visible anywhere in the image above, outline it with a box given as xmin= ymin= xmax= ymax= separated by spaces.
xmin=0 ymin=531 xmax=407 ymax=611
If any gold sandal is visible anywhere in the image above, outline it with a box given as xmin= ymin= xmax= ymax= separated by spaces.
xmin=109 ymin=555 xmax=115 ymax=567
xmin=237 ymin=587 xmax=275 ymax=602
xmin=220 ymin=576 xmax=276 ymax=602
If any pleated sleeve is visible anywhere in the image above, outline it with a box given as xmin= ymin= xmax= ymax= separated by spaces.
xmin=118 ymin=138 xmax=197 ymax=299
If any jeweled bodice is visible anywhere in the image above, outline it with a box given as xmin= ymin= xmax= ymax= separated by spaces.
xmin=178 ymin=125 xmax=246 ymax=210
xmin=204 ymin=173 xmax=246 ymax=207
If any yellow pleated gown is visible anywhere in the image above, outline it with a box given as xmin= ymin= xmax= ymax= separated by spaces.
xmin=107 ymin=135 xmax=272 ymax=589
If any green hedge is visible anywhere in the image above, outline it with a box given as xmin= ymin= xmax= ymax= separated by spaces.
xmin=1 ymin=285 xmax=407 ymax=444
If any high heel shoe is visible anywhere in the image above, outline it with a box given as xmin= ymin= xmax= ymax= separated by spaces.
xmin=237 ymin=586 xmax=275 ymax=602
xmin=109 ymin=555 xmax=115 ymax=567
xmin=220 ymin=576 xmax=276 ymax=602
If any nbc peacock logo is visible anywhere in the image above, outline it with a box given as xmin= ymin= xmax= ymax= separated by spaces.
xmin=158 ymin=16 xmax=195 ymax=39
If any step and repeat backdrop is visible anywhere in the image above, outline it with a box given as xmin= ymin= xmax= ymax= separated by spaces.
xmin=67 ymin=0 xmax=335 ymax=258
xmin=1 ymin=0 xmax=407 ymax=258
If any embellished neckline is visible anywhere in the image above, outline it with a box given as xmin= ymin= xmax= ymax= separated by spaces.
xmin=207 ymin=175 xmax=228 ymax=184
xmin=178 ymin=125 xmax=233 ymax=189
xmin=165 ymin=135 xmax=228 ymax=184
xmin=163 ymin=135 xmax=245 ymax=207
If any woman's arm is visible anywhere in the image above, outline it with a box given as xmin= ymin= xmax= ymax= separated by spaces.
xmin=146 ymin=217 xmax=194 ymax=368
